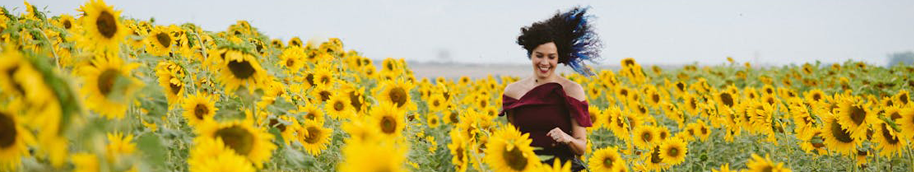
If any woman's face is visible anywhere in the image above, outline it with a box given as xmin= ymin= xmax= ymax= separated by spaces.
xmin=531 ymin=42 xmax=558 ymax=80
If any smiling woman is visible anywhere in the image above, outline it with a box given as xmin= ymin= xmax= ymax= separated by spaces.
xmin=501 ymin=6 xmax=602 ymax=172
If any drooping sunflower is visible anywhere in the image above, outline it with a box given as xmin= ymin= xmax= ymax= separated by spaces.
xmin=448 ymin=129 xmax=470 ymax=172
xmin=145 ymin=25 xmax=175 ymax=57
xmin=898 ymin=106 xmax=914 ymax=140
xmin=895 ymin=90 xmax=910 ymax=106
xmin=834 ymin=97 xmax=876 ymax=140
xmin=588 ymin=146 xmax=625 ymax=172
xmin=0 ymin=108 xmax=35 ymax=171
xmin=746 ymin=154 xmax=791 ymax=172
xmin=216 ymin=49 xmax=267 ymax=93
xmin=821 ymin=113 xmax=858 ymax=156
xmin=297 ymin=120 xmax=333 ymax=156
xmin=188 ymin=137 xmax=255 ymax=172
xmin=77 ymin=0 xmax=129 ymax=53
xmin=659 ymin=138 xmax=687 ymax=165
xmin=155 ymin=61 xmax=186 ymax=107
xmin=78 ymin=56 xmax=143 ymax=119
xmin=182 ymin=92 xmax=218 ymax=126
xmin=370 ymin=101 xmax=407 ymax=140
xmin=485 ymin=124 xmax=540 ymax=172
xmin=196 ymin=118 xmax=276 ymax=168
xmin=326 ymin=93 xmax=354 ymax=119
xmin=873 ymin=121 xmax=905 ymax=158
xmin=375 ymin=78 xmax=416 ymax=111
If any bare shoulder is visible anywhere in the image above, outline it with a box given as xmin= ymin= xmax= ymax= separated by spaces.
xmin=504 ymin=77 xmax=533 ymax=99
xmin=559 ymin=77 xmax=586 ymax=101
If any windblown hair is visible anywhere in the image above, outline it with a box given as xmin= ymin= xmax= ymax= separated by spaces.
xmin=517 ymin=6 xmax=602 ymax=76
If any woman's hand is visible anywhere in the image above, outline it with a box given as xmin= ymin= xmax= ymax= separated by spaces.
xmin=546 ymin=127 xmax=573 ymax=144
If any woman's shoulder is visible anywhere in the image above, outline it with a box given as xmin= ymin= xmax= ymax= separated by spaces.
xmin=557 ymin=77 xmax=586 ymax=102
xmin=504 ymin=77 xmax=533 ymax=99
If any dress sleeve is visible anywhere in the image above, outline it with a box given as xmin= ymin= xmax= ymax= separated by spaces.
xmin=499 ymin=95 xmax=518 ymax=117
xmin=564 ymin=96 xmax=593 ymax=127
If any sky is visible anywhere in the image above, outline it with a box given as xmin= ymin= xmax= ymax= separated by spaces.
xmin=4 ymin=0 xmax=913 ymax=66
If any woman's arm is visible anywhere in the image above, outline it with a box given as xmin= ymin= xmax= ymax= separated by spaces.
xmin=547 ymin=120 xmax=587 ymax=155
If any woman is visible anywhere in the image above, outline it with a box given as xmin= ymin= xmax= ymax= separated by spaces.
xmin=500 ymin=7 xmax=602 ymax=171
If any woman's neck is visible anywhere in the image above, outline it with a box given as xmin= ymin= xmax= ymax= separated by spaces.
xmin=534 ymin=75 xmax=559 ymax=85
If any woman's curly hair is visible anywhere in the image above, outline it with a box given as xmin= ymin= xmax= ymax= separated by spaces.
xmin=517 ymin=6 xmax=602 ymax=76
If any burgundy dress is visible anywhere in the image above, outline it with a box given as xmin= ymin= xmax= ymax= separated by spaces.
xmin=500 ymin=82 xmax=592 ymax=163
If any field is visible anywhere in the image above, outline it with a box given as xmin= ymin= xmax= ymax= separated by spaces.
xmin=2 ymin=1 xmax=914 ymax=172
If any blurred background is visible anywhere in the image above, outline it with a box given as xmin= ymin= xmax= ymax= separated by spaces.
xmin=4 ymin=0 xmax=913 ymax=78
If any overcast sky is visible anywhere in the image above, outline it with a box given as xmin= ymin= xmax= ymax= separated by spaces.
xmin=4 ymin=0 xmax=913 ymax=66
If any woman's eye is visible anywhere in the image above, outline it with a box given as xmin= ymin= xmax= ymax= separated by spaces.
xmin=548 ymin=56 xmax=556 ymax=60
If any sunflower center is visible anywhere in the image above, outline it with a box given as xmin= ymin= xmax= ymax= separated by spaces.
xmin=388 ymin=87 xmax=407 ymax=107
xmin=762 ymin=166 xmax=773 ymax=172
xmin=169 ymin=81 xmax=182 ymax=95
xmin=63 ymin=20 xmax=72 ymax=29
xmin=0 ymin=113 xmax=17 ymax=148
xmin=432 ymin=99 xmax=440 ymax=107
xmin=667 ymin=147 xmax=679 ymax=157
xmin=830 ymin=119 xmax=854 ymax=143
xmin=602 ymin=156 xmax=615 ymax=168
xmin=900 ymin=94 xmax=909 ymax=104
xmin=305 ymin=73 xmax=315 ymax=86
xmin=641 ymin=131 xmax=652 ymax=142
xmin=227 ymin=60 xmax=255 ymax=79
xmin=448 ymin=112 xmax=459 ymax=124
xmin=194 ymin=103 xmax=208 ymax=120
xmin=319 ymin=76 xmax=330 ymax=85
xmin=214 ymin=126 xmax=254 ymax=155
xmin=849 ymin=105 xmax=866 ymax=125
xmin=305 ymin=112 xmax=317 ymax=121
xmin=96 ymin=11 xmax=118 ymax=38
xmin=380 ymin=116 xmax=397 ymax=134
xmin=285 ymin=59 xmax=295 ymax=68
xmin=502 ymin=145 xmax=528 ymax=171
xmin=333 ymin=101 xmax=345 ymax=111
xmin=98 ymin=69 xmax=120 ymax=96
xmin=890 ymin=112 xmax=901 ymax=121
xmin=675 ymin=83 xmax=685 ymax=91
xmin=350 ymin=93 xmax=363 ymax=112
xmin=812 ymin=94 xmax=822 ymax=101
xmin=318 ymin=91 xmax=331 ymax=102
xmin=720 ymin=93 xmax=734 ymax=107
xmin=650 ymin=147 xmax=662 ymax=163
xmin=304 ymin=126 xmax=321 ymax=144
xmin=156 ymin=32 xmax=171 ymax=48
xmin=881 ymin=124 xmax=899 ymax=144
xmin=652 ymin=94 xmax=660 ymax=103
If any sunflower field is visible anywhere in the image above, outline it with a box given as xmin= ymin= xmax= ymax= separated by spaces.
xmin=2 ymin=1 xmax=914 ymax=172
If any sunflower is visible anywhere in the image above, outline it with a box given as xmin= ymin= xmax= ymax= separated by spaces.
xmin=375 ymin=78 xmax=416 ymax=111
xmin=188 ymin=137 xmax=255 ymax=172
xmin=642 ymin=146 xmax=665 ymax=171
xmin=0 ymin=108 xmax=35 ymax=171
xmin=427 ymin=113 xmax=442 ymax=128
xmin=713 ymin=163 xmax=734 ymax=172
xmin=181 ymin=92 xmax=217 ymax=126
xmin=78 ymin=0 xmax=128 ymax=53
xmin=899 ymin=106 xmax=914 ymax=140
xmin=297 ymin=120 xmax=333 ymax=156
xmin=196 ymin=118 xmax=276 ymax=168
xmin=485 ymin=124 xmax=539 ymax=172
xmin=895 ymin=90 xmax=910 ymax=106
xmin=448 ymin=129 xmax=470 ymax=172
xmin=216 ymin=49 xmax=267 ymax=93
xmin=444 ymin=109 xmax=460 ymax=125
xmin=311 ymin=66 xmax=335 ymax=89
xmin=310 ymin=85 xmax=334 ymax=103
xmin=821 ymin=113 xmax=858 ymax=156
xmin=78 ymin=56 xmax=143 ymax=119
xmin=834 ymin=98 xmax=876 ymax=140
xmin=326 ymin=93 xmax=354 ymax=119
xmin=339 ymin=140 xmax=408 ymax=172
xmin=145 ymin=25 xmax=175 ymax=57
xmin=427 ymin=93 xmax=448 ymax=113
xmin=873 ymin=121 xmax=904 ymax=158
xmin=633 ymin=126 xmax=658 ymax=149
xmin=155 ymin=61 xmax=186 ymax=107
xmin=371 ymin=101 xmax=407 ymax=140
xmin=269 ymin=115 xmax=300 ymax=146
xmin=659 ymin=138 xmax=687 ymax=165
xmin=746 ymin=154 xmax=791 ymax=172
xmin=588 ymin=146 xmax=626 ymax=172
xmin=296 ymin=103 xmax=326 ymax=124
xmin=278 ymin=46 xmax=306 ymax=74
